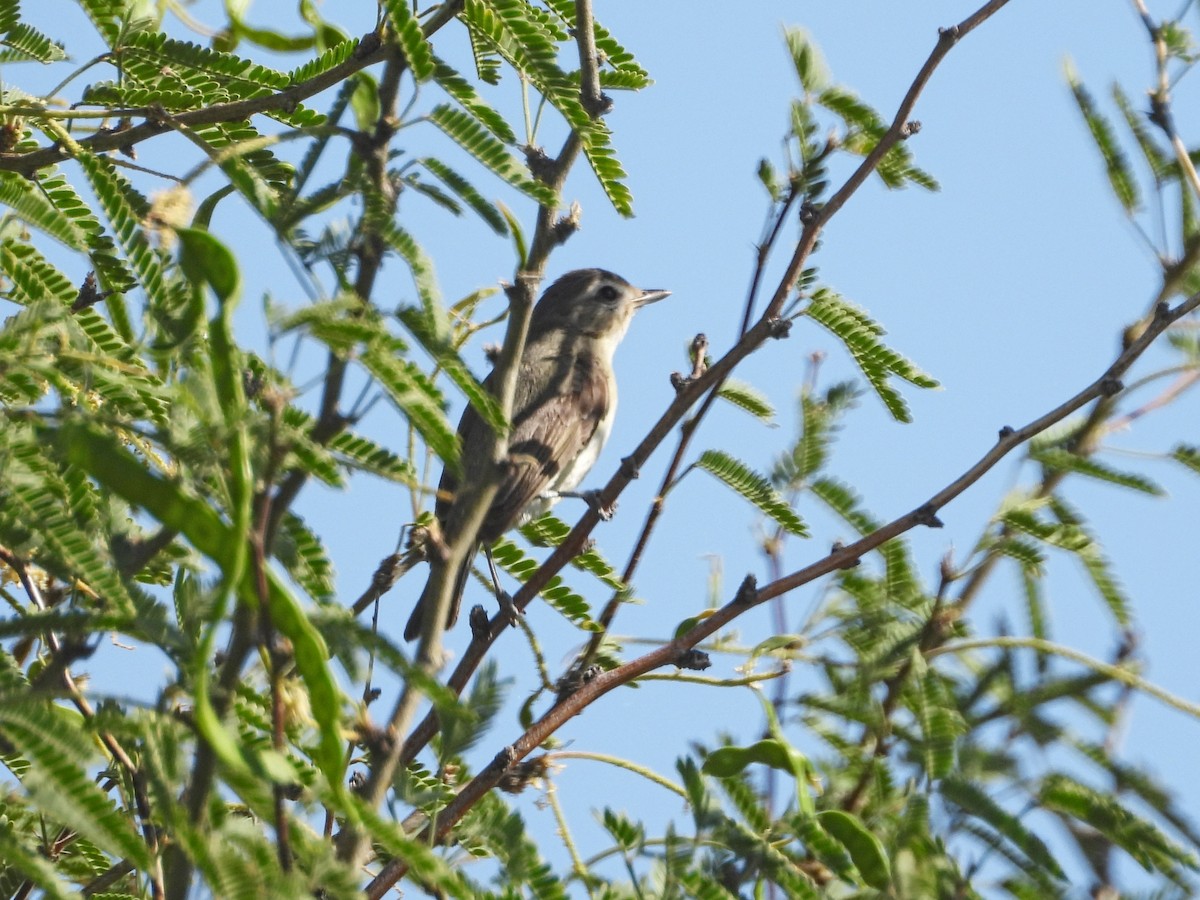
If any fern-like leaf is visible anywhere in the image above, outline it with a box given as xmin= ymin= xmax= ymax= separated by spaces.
xmin=941 ymin=776 xmax=1065 ymax=879
xmin=694 ymin=449 xmax=808 ymax=536
xmin=274 ymin=512 xmax=335 ymax=603
xmin=419 ymin=156 xmax=508 ymax=234
xmin=806 ymin=289 xmax=938 ymax=422
xmin=383 ymin=0 xmax=435 ymax=81
xmin=1033 ymin=447 xmax=1164 ymax=496
xmin=580 ymin=123 xmax=633 ymax=216
xmin=518 ymin=513 xmax=627 ymax=592
xmin=428 ymin=104 xmax=555 ymax=205
xmin=1 ymin=22 xmax=66 ymax=63
xmin=0 ymin=699 xmax=153 ymax=868
xmin=1067 ymin=65 xmax=1139 ymax=214
xmin=489 ymin=536 xmax=598 ymax=630
xmin=717 ymin=379 xmax=776 ymax=423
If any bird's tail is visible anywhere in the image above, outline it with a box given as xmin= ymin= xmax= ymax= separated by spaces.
xmin=403 ymin=547 xmax=475 ymax=641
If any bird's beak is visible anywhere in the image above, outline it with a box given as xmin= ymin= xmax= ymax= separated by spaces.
xmin=635 ymin=288 xmax=670 ymax=308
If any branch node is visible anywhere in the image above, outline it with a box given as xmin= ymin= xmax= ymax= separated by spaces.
xmin=554 ymin=662 xmax=602 ymax=705
xmin=582 ymin=92 xmax=614 ymax=118
xmin=938 ymin=24 xmax=961 ymax=42
xmin=997 ymin=425 xmax=1014 ymax=440
xmin=468 ymin=604 xmax=490 ymax=639
xmin=901 ymin=120 xmax=922 ymax=138
xmin=354 ymin=31 xmax=383 ymax=59
xmin=831 ymin=540 xmax=861 ymax=569
xmin=1154 ymin=300 xmax=1171 ymax=322
xmin=523 ymin=144 xmax=556 ymax=183
xmin=1099 ymin=376 xmax=1124 ymax=397
xmin=766 ymin=317 xmax=792 ymax=339
xmin=674 ymin=648 xmax=712 ymax=671
xmin=671 ymin=333 xmax=709 ymax=391
xmin=620 ymin=455 xmax=640 ymax=479
xmin=916 ymin=504 xmax=944 ymax=528
xmin=497 ymin=755 xmax=552 ymax=794
xmin=552 ymin=200 xmax=581 ymax=245
xmin=733 ymin=573 xmax=758 ymax=606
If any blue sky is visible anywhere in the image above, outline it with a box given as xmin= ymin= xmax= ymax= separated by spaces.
xmin=9 ymin=0 xmax=1200 ymax=892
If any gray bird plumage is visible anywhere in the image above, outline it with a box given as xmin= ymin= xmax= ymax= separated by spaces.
xmin=404 ymin=269 xmax=668 ymax=641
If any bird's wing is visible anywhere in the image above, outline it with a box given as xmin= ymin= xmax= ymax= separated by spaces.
xmin=483 ymin=351 xmax=609 ymax=539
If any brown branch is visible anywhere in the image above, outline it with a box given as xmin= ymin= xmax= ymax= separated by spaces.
xmin=366 ymin=289 xmax=1200 ymax=896
xmin=337 ymin=5 xmax=605 ymax=871
xmin=391 ymin=0 xmax=1016 ymax=771
xmin=0 ymin=547 xmax=165 ymax=899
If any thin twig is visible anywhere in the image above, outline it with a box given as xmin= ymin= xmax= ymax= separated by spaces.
xmin=367 ymin=289 xmax=1200 ymax=895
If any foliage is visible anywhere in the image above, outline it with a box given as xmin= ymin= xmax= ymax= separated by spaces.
xmin=0 ymin=2 xmax=1197 ymax=899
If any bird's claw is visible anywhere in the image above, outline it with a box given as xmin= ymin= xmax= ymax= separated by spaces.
xmin=579 ymin=489 xmax=616 ymax=521
xmin=497 ymin=591 xmax=521 ymax=629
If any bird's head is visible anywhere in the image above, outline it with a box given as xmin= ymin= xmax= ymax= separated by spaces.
xmin=527 ymin=269 xmax=669 ymax=347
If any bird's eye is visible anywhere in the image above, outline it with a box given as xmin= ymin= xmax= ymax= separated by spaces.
xmin=597 ymin=284 xmax=619 ymax=301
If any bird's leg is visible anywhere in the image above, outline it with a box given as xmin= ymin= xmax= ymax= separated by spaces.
xmin=539 ymin=488 xmax=616 ymax=521
xmin=484 ymin=546 xmax=520 ymax=628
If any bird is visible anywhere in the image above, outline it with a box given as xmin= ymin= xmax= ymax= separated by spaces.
xmin=403 ymin=268 xmax=669 ymax=641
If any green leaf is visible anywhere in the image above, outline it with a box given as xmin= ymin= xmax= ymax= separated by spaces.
xmin=1 ymin=22 xmax=66 ymax=63
xmin=429 ymin=104 xmax=556 ymax=205
xmin=806 ymin=289 xmax=937 ymax=422
xmin=580 ymin=123 xmax=633 ymax=216
xmin=274 ymin=512 xmax=335 ymax=603
xmin=57 ymin=421 xmax=346 ymax=785
xmin=519 ymin=513 xmax=627 ymax=592
xmin=1032 ymin=447 xmax=1164 ymax=495
xmin=177 ymin=227 xmax=241 ymax=303
xmin=489 ymin=536 xmax=598 ymax=630
xmin=419 ymin=156 xmax=508 ymax=234
xmin=942 ymin=776 xmax=1065 ymax=879
xmin=717 ymin=378 xmax=776 ymax=423
xmin=694 ymin=449 xmax=808 ymax=536
xmin=0 ymin=699 xmax=153 ymax=869
xmin=703 ymin=739 xmax=797 ymax=777
xmin=432 ymin=57 xmax=516 ymax=142
xmin=359 ymin=343 xmax=458 ymax=467
xmin=1171 ymin=443 xmax=1200 ymax=476
xmin=1066 ymin=63 xmax=1139 ymax=214
xmin=783 ymin=27 xmax=829 ymax=92
xmin=0 ymin=172 xmax=87 ymax=248
xmin=816 ymin=810 xmax=892 ymax=889
xmin=1040 ymin=773 xmax=1198 ymax=875
xmin=383 ymin=0 xmax=435 ymax=81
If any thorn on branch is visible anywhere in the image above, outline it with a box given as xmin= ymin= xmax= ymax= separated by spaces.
xmin=674 ymin=648 xmax=712 ymax=671
xmin=997 ymin=425 xmax=1014 ymax=440
xmin=733 ymin=574 xmax=758 ymax=606
xmin=670 ymin=333 xmax=709 ymax=392
xmin=916 ymin=504 xmax=944 ymax=528
xmin=1100 ymin=376 xmax=1124 ymax=397
xmin=551 ymin=201 xmax=581 ymax=245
